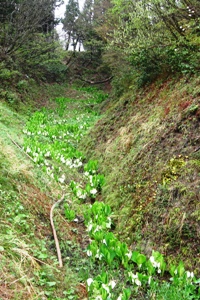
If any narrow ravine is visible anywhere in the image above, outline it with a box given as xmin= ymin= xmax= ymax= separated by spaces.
xmin=22 ymin=87 xmax=200 ymax=299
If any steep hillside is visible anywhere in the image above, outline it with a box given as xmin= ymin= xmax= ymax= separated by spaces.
xmin=80 ymin=75 xmax=200 ymax=274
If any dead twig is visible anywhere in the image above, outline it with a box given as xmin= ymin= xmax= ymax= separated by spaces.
xmin=50 ymin=195 xmax=65 ymax=268
xmin=193 ymin=146 xmax=200 ymax=153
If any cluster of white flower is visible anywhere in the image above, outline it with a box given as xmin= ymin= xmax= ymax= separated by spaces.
xmin=125 ymin=250 xmax=132 ymax=260
xmin=44 ymin=151 xmax=51 ymax=158
xmin=187 ymin=6 xmax=195 ymax=17
xmin=95 ymin=249 xmax=103 ymax=260
xmin=32 ymin=152 xmax=39 ymax=163
xmin=186 ymin=271 xmax=194 ymax=278
xmin=58 ymin=174 xmax=65 ymax=184
xmin=90 ymin=188 xmax=97 ymax=195
xmin=149 ymin=256 xmax=161 ymax=273
xmin=46 ymin=166 xmax=54 ymax=179
xmin=102 ymin=280 xmax=116 ymax=295
xmin=40 ymin=130 xmax=48 ymax=136
xmin=26 ymin=130 xmax=33 ymax=136
xmin=106 ymin=216 xmax=112 ymax=229
xmin=26 ymin=146 xmax=31 ymax=153
xmin=89 ymin=175 xmax=94 ymax=185
xmin=86 ymin=220 xmax=103 ymax=233
xmin=53 ymin=119 xmax=64 ymax=125
xmin=76 ymin=188 xmax=87 ymax=199
xmin=86 ymin=250 xmax=92 ymax=257
xmin=86 ymin=278 xmax=116 ymax=299
xmin=86 ymin=220 xmax=93 ymax=232
xmin=60 ymin=155 xmax=66 ymax=164
xmin=86 ymin=216 xmax=111 ymax=235
xmin=59 ymin=155 xmax=83 ymax=169
xmin=23 ymin=129 xmax=31 ymax=135
xmin=128 ymin=272 xmax=141 ymax=286
xmin=72 ymin=158 xmax=83 ymax=168
xmin=86 ymin=278 xmax=93 ymax=289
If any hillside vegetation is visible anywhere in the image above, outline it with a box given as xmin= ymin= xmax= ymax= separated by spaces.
xmin=0 ymin=86 xmax=103 ymax=299
xmin=0 ymin=78 xmax=200 ymax=299
xmin=80 ymin=75 xmax=200 ymax=273
xmin=0 ymin=0 xmax=200 ymax=299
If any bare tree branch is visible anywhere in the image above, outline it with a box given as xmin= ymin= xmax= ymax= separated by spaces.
xmin=77 ymin=75 xmax=113 ymax=85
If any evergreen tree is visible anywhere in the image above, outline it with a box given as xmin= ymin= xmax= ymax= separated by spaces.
xmin=62 ymin=0 xmax=80 ymax=51
xmin=79 ymin=0 xmax=111 ymax=55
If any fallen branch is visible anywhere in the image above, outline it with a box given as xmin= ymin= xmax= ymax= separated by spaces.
xmin=50 ymin=195 xmax=65 ymax=268
xmin=7 ymin=134 xmax=35 ymax=162
xmin=77 ymin=75 xmax=113 ymax=85
xmin=193 ymin=146 xmax=200 ymax=153
xmin=8 ymin=134 xmax=65 ymax=267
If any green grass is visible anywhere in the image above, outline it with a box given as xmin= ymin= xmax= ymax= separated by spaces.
xmin=0 ymin=86 xmax=108 ymax=299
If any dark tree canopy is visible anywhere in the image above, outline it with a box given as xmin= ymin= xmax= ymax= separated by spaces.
xmin=0 ymin=0 xmax=61 ymax=61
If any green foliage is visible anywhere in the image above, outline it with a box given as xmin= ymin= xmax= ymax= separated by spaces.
xmin=107 ymin=0 xmax=200 ymax=87
xmin=0 ymin=68 xmax=20 ymax=82
xmin=64 ymin=204 xmax=76 ymax=221
xmin=128 ymin=42 xmax=200 ymax=87
xmin=131 ymin=251 xmax=147 ymax=269
xmin=84 ymin=197 xmax=199 ymax=299
xmin=62 ymin=0 xmax=80 ymax=51
xmin=0 ymin=3 xmax=54 ymax=86
xmin=130 ymin=48 xmax=162 ymax=87
xmin=15 ymin=35 xmax=66 ymax=82
xmin=0 ymin=90 xmax=19 ymax=105
xmin=84 ymin=160 xmax=99 ymax=174
xmin=147 ymin=280 xmax=199 ymax=300
xmin=162 ymin=44 xmax=200 ymax=75
xmin=22 ymin=93 xmax=103 ymax=184
xmin=40 ymin=59 xmax=68 ymax=82
xmin=162 ymin=156 xmax=186 ymax=186
xmin=17 ymin=80 xmax=29 ymax=91
xmin=78 ymin=87 xmax=109 ymax=104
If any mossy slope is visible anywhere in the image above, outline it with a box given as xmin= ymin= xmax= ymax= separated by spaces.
xmin=80 ymin=76 xmax=200 ymax=274
xmin=0 ymin=86 xmax=89 ymax=299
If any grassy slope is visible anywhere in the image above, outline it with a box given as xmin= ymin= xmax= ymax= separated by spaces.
xmin=80 ymin=75 xmax=200 ymax=274
xmin=0 ymin=85 xmax=90 ymax=299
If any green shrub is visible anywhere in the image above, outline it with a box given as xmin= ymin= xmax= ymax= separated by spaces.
xmin=129 ymin=43 xmax=200 ymax=87
xmin=0 ymin=91 xmax=19 ymax=105
xmin=17 ymin=80 xmax=29 ymax=91
xmin=40 ymin=60 xmax=68 ymax=82
xmin=0 ymin=68 xmax=20 ymax=83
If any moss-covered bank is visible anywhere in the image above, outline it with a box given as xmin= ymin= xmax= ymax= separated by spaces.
xmin=80 ymin=75 xmax=200 ymax=274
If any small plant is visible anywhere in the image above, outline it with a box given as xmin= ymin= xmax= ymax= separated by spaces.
xmin=64 ymin=204 xmax=76 ymax=221
xmin=162 ymin=156 xmax=186 ymax=186
xmin=87 ymin=272 xmax=117 ymax=299
xmin=84 ymin=160 xmax=98 ymax=174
